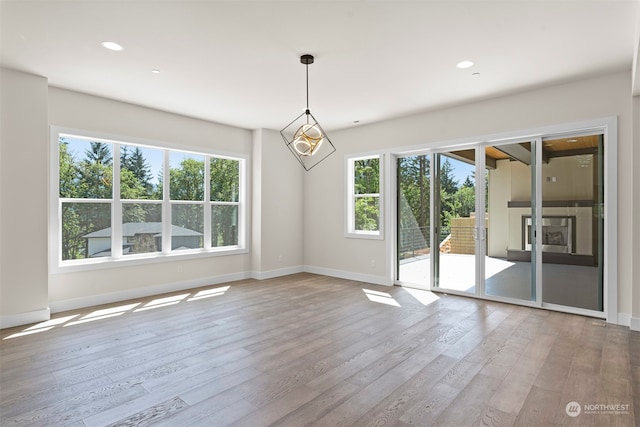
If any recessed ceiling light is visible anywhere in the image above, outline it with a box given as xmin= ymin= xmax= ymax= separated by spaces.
xmin=101 ymin=41 xmax=123 ymax=51
xmin=151 ymin=69 xmax=160 ymax=74
xmin=567 ymin=139 xmax=578 ymax=143
xmin=456 ymin=60 xmax=474 ymax=69
xmin=472 ymin=72 xmax=481 ymax=76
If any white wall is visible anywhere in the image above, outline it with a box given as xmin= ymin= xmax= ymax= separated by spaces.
xmin=487 ymin=159 xmax=511 ymax=257
xmin=0 ymin=68 xmax=50 ymax=328
xmin=632 ymin=95 xmax=640 ymax=331
xmin=628 ymin=0 xmax=639 ymax=331
xmin=305 ymin=71 xmax=636 ymax=318
xmin=303 ymin=151 xmax=390 ymax=285
xmin=251 ymin=129 xmax=304 ymax=278
xmin=47 ymin=87 xmax=254 ymax=311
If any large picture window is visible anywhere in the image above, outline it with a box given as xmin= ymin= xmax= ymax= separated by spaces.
xmin=52 ymin=129 xmax=246 ymax=269
xmin=346 ymin=154 xmax=383 ymax=239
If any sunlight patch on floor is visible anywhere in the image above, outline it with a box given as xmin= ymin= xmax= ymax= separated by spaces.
xmin=3 ymin=285 xmax=233 ymax=339
xmin=134 ymin=294 xmax=189 ymax=312
xmin=4 ymin=315 xmax=78 ymax=339
xmin=363 ymin=289 xmax=401 ymax=307
xmin=26 ymin=314 xmax=79 ymax=331
xmin=3 ymin=327 xmax=55 ymax=339
xmin=65 ymin=311 xmax=126 ymax=326
xmin=83 ymin=303 xmax=141 ymax=320
xmin=403 ymin=287 xmax=439 ymax=306
xmin=188 ymin=285 xmax=230 ymax=301
xmin=485 ymin=257 xmax=516 ymax=279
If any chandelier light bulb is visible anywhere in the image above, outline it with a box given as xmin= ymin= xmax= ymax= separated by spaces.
xmin=293 ymin=123 xmax=325 ymax=156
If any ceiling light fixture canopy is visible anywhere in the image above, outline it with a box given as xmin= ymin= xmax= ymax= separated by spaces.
xmin=280 ymin=54 xmax=336 ymax=171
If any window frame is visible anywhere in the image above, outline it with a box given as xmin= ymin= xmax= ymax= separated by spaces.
xmin=345 ymin=153 xmax=384 ymax=239
xmin=49 ymin=126 xmax=248 ymax=273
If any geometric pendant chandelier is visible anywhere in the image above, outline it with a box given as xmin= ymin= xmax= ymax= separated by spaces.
xmin=280 ymin=54 xmax=336 ymax=171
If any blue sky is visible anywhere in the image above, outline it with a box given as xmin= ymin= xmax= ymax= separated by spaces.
xmin=446 ymin=157 xmax=476 ymax=186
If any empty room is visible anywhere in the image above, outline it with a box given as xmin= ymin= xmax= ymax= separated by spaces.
xmin=1 ymin=1 xmax=639 ymax=426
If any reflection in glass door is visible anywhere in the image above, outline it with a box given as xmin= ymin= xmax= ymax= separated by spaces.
xmin=397 ymin=155 xmax=431 ymax=288
xmin=483 ymin=142 xmax=536 ymax=302
xmin=540 ymin=134 xmax=604 ymax=311
xmin=433 ymin=153 xmax=477 ymax=293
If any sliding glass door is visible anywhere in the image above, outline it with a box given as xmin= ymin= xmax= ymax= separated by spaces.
xmin=395 ymin=131 xmax=605 ymax=316
xmin=539 ymin=134 xmax=604 ymax=311
xmin=483 ymin=141 xmax=536 ymax=302
xmin=397 ymin=155 xmax=431 ymax=289
xmin=433 ymin=152 xmax=477 ymax=294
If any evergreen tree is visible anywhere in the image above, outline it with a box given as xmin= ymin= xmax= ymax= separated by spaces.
xmin=120 ymin=146 xmax=154 ymax=199
xmin=462 ymin=175 xmax=474 ymax=188
xmin=79 ymin=142 xmax=112 ymax=199
xmin=439 ymin=158 xmax=459 ymax=194
xmin=129 ymin=147 xmax=152 ymax=190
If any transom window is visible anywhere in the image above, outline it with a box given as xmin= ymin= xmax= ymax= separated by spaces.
xmin=52 ymin=128 xmax=246 ymax=270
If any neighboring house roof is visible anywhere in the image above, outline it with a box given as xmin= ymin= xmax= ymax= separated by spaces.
xmin=84 ymin=222 xmax=202 ymax=238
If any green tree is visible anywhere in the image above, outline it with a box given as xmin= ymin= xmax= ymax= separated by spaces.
xmin=121 ymin=146 xmax=155 ymax=199
xmin=78 ymin=142 xmax=112 ymax=199
xmin=210 ymin=158 xmax=240 ymax=246
xmin=439 ymin=158 xmax=459 ymax=194
xmin=462 ymin=175 xmax=474 ymax=188
xmin=398 ymin=155 xmax=430 ymax=237
xmin=353 ymin=158 xmax=380 ymax=231
xmin=452 ymin=185 xmax=475 ymax=218
xmin=437 ymin=157 xmax=459 ymax=239
xmin=59 ymin=139 xmax=82 ymax=259
xmin=170 ymin=158 xmax=204 ymax=201
xmin=59 ymin=139 xmax=79 ymax=198
xmin=354 ymin=158 xmax=379 ymax=194
xmin=210 ymin=158 xmax=239 ymax=202
xmin=60 ymin=140 xmax=113 ymax=259
xmin=129 ymin=147 xmax=153 ymax=191
xmin=170 ymin=158 xmax=205 ymax=246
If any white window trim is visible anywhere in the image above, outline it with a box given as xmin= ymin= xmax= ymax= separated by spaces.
xmin=345 ymin=153 xmax=384 ymax=240
xmin=49 ymin=126 xmax=248 ymax=274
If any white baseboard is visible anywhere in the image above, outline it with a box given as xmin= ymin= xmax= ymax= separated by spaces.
xmin=630 ymin=316 xmax=640 ymax=332
xmin=1 ymin=307 xmax=50 ymax=329
xmin=617 ymin=312 xmax=631 ymax=327
xmin=304 ymin=265 xmax=392 ymax=286
xmin=251 ymin=265 xmax=304 ymax=280
xmin=49 ymin=272 xmax=252 ymax=313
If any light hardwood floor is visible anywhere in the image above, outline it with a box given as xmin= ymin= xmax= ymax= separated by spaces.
xmin=1 ymin=273 xmax=638 ymax=426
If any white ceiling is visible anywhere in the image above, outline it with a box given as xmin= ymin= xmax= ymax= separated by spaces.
xmin=1 ymin=1 xmax=638 ymax=131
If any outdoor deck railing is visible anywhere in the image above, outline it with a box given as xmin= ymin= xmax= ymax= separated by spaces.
xmin=400 ymin=225 xmax=485 ymax=257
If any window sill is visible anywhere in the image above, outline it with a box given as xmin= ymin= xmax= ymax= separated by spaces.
xmin=50 ymin=246 xmax=249 ymax=274
xmin=345 ymin=231 xmax=384 ymax=240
